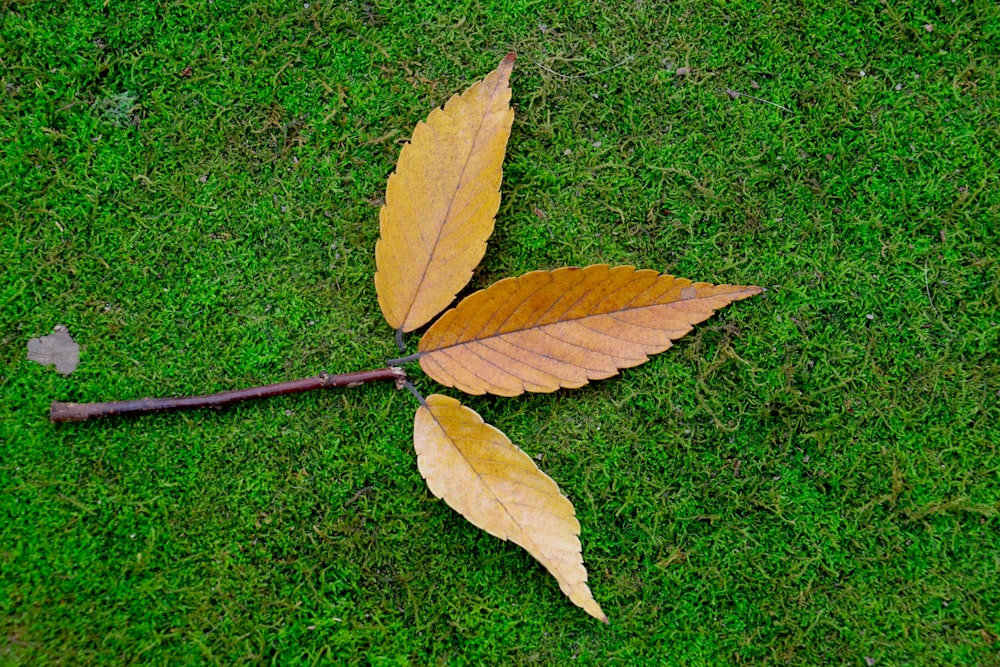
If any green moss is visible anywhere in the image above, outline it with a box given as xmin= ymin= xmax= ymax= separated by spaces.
xmin=2 ymin=0 xmax=998 ymax=664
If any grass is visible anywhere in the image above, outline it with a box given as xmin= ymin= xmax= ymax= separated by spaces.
xmin=2 ymin=0 xmax=998 ymax=664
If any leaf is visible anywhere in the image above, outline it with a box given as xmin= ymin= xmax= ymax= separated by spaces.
xmin=418 ymin=264 xmax=763 ymax=396
xmin=27 ymin=325 xmax=80 ymax=375
xmin=375 ymin=54 xmax=516 ymax=335
xmin=414 ymin=394 xmax=607 ymax=622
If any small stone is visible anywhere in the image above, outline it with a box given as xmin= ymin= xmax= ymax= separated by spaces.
xmin=27 ymin=326 xmax=80 ymax=375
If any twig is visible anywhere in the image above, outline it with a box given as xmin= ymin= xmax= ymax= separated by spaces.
xmin=923 ymin=261 xmax=941 ymax=319
xmin=530 ymin=54 xmax=636 ymax=80
xmin=725 ymin=89 xmax=792 ymax=113
xmin=344 ymin=485 xmax=374 ymax=506
xmin=50 ymin=367 xmax=407 ymax=423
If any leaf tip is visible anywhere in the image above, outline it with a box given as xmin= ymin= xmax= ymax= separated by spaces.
xmin=580 ymin=597 xmax=608 ymax=623
xmin=496 ymin=53 xmax=516 ymax=86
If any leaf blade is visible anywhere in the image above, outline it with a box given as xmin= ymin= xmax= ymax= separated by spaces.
xmin=418 ymin=265 xmax=763 ymax=396
xmin=375 ymin=54 xmax=516 ymax=333
xmin=414 ymin=394 xmax=607 ymax=622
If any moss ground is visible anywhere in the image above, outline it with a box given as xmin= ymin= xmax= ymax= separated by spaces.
xmin=2 ymin=0 xmax=998 ymax=664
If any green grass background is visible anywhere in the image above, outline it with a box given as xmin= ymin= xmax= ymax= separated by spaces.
xmin=2 ymin=0 xmax=998 ymax=664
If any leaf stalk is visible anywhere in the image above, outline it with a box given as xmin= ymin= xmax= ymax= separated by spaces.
xmin=385 ymin=352 xmax=423 ymax=365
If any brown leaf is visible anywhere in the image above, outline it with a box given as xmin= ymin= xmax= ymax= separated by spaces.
xmin=375 ymin=54 xmax=516 ymax=334
xmin=418 ymin=265 xmax=762 ymax=396
xmin=414 ymin=394 xmax=606 ymax=622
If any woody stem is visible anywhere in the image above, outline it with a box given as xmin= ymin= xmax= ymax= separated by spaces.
xmin=49 ymin=366 xmax=407 ymax=423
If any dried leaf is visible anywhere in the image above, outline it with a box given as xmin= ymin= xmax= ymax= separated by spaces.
xmin=27 ymin=325 xmax=80 ymax=375
xmin=375 ymin=54 xmax=516 ymax=334
xmin=414 ymin=394 xmax=606 ymax=622
xmin=418 ymin=265 xmax=762 ymax=396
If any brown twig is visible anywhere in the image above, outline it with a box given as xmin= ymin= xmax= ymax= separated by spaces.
xmin=50 ymin=367 xmax=407 ymax=423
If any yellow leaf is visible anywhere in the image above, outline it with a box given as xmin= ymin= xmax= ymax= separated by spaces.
xmin=414 ymin=394 xmax=607 ymax=622
xmin=375 ymin=54 xmax=516 ymax=334
xmin=418 ymin=264 xmax=763 ymax=396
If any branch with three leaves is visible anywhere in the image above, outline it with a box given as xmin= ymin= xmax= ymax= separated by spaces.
xmin=51 ymin=54 xmax=762 ymax=621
